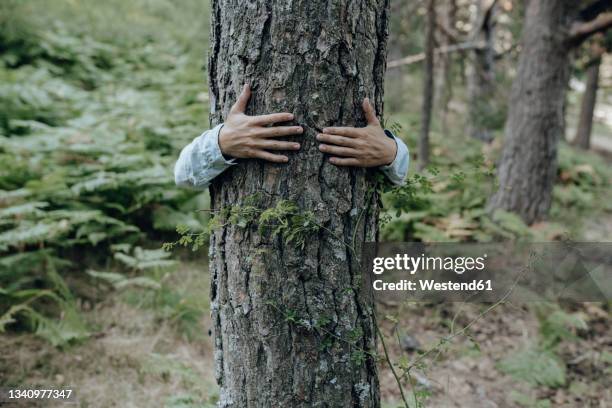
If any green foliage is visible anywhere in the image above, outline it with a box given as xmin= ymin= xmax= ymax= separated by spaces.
xmin=509 ymin=391 xmax=551 ymax=408
xmin=0 ymin=259 xmax=89 ymax=347
xmin=380 ymin=138 xmax=535 ymax=242
xmin=498 ymin=347 xmax=567 ymax=388
xmin=551 ymin=144 xmax=612 ymax=222
xmin=87 ymin=270 xmax=161 ymax=290
xmin=258 ymin=200 xmax=319 ymax=249
xmin=168 ymin=196 xmax=321 ymax=252
xmin=498 ymin=304 xmax=588 ymax=391
xmin=0 ymin=0 xmax=209 ymax=343
xmin=536 ymin=303 xmax=588 ymax=348
xmin=381 ymin=118 xmax=611 ymax=243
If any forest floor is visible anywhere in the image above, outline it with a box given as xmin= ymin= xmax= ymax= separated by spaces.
xmin=2 ymin=248 xmax=611 ymax=408
xmin=1 ymin=261 xmax=218 ymax=408
xmin=378 ymin=301 xmax=611 ymax=408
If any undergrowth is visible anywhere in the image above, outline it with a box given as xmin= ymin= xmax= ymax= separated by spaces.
xmin=0 ymin=0 xmax=210 ymax=345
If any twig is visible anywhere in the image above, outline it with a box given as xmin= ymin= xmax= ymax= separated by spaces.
xmin=377 ymin=323 xmax=410 ymax=408
xmin=387 ymin=41 xmax=486 ymax=68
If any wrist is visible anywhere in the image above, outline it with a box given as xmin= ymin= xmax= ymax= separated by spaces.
xmin=217 ymin=125 xmax=231 ymax=157
xmin=217 ymin=125 xmax=234 ymax=159
xmin=383 ymin=137 xmax=397 ymax=166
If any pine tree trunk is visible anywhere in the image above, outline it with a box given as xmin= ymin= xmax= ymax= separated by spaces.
xmin=419 ymin=0 xmax=435 ymax=170
xmin=207 ymin=1 xmax=390 ymax=406
xmin=487 ymin=0 xmax=578 ymax=224
xmin=573 ymin=58 xmax=601 ymax=150
xmin=466 ymin=0 xmax=497 ymax=142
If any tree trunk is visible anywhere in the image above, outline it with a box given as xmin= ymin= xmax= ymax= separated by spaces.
xmin=419 ymin=0 xmax=435 ymax=170
xmin=207 ymin=1 xmax=390 ymax=406
xmin=487 ymin=0 xmax=578 ymax=224
xmin=435 ymin=0 xmax=457 ymax=130
xmin=466 ymin=0 xmax=497 ymax=142
xmin=573 ymin=57 xmax=601 ymax=150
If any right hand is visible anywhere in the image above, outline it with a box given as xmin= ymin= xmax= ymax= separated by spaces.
xmin=219 ymin=84 xmax=303 ymax=163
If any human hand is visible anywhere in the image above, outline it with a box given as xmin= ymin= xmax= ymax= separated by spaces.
xmin=219 ymin=84 xmax=303 ymax=163
xmin=316 ymin=98 xmax=397 ymax=167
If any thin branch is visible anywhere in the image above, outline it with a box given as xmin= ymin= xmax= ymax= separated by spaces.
xmin=568 ymin=12 xmax=612 ymax=48
xmin=579 ymin=0 xmax=612 ymax=22
xmin=377 ymin=324 xmax=410 ymax=408
xmin=389 ymin=0 xmax=499 ymax=69
xmin=387 ymin=41 xmax=486 ymax=68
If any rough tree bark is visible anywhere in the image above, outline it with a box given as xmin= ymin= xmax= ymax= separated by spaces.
xmin=487 ymin=0 xmax=579 ymax=224
xmin=466 ymin=0 xmax=497 ymax=142
xmin=419 ymin=0 xmax=435 ymax=170
xmin=573 ymin=56 xmax=602 ymax=150
xmin=207 ymin=1 xmax=390 ymax=406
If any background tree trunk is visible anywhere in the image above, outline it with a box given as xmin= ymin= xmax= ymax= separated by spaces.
xmin=466 ymin=0 xmax=497 ymax=142
xmin=573 ymin=57 xmax=602 ymax=150
xmin=419 ymin=0 xmax=436 ymax=170
xmin=487 ymin=0 xmax=578 ymax=224
xmin=207 ymin=1 xmax=390 ymax=406
xmin=435 ymin=0 xmax=458 ymax=132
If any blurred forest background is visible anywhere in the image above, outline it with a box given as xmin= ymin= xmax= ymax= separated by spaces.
xmin=0 ymin=0 xmax=610 ymax=407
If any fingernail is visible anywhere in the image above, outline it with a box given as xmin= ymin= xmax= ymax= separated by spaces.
xmin=288 ymin=114 xmax=294 ymax=120
xmin=296 ymin=127 xmax=303 ymax=133
xmin=293 ymin=144 xmax=300 ymax=149
xmin=283 ymin=157 xmax=289 ymax=162
xmin=319 ymin=144 xmax=324 ymax=150
xmin=322 ymin=128 xmax=329 ymax=133
xmin=316 ymin=134 xmax=321 ymax=140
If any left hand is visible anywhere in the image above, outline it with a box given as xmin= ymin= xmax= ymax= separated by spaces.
xmin=317 ymin=98 xmax=397 ymax=168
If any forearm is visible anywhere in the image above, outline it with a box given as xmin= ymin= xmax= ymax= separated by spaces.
xmin=174 ymin=124 xmax=236 ymax=190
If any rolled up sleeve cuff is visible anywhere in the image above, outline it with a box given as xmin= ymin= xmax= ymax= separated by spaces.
xmin=380 ymin=129 xmax=410 ymax=186
xmin=174 ymin=124 xmax=236 ymax=190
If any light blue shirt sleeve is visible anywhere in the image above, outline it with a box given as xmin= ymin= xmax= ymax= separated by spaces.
xmin=174 ymin=123 xmax=236 ymax=190
xmin=380 ymin=129 xmax=410 ymax=186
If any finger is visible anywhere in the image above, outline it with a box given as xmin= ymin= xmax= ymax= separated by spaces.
xmin=257 ymin=140 xmax=301 ymax=151
xmin=257 ymin=126 xmax=304 ymax=138
xmin=316 ymin=133 xmax=357 ymax=147
xmin=363 ymin=98 xmax=380 ymax=125
xmin=319 ymin=144 xmax=358 ymax=157
xmin=251 ymin=112 xmax=294 ymax=125
xmin=329 ymin=157 xmax=361 ymax=167
xmin=322 ymin=127 xmax=361 ymax=138
xmin=252 ymin=150 xmax=289 ymax=163
xmin=230 ymin=83 xmax=251 ymax=113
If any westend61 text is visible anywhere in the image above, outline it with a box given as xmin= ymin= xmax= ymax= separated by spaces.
xmin=373 ymin=279 xmax=493 ymax=292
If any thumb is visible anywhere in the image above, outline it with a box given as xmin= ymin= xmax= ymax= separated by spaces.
xmin=363 ymin=98 xmax=379 ymax=126
xmin=231 ymin=83 xmax=251 ymax=113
